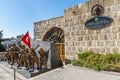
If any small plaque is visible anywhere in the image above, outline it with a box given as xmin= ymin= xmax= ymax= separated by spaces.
xmin=85 ymin=16 xmax=113 ymax=30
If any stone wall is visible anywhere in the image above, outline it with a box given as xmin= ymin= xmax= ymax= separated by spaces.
xmin=34 ymin=16 xmax=65 ymax=41
xmin=34 ymin=0 xmax=120 ymax=60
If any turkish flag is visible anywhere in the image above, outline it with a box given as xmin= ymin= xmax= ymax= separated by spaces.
xmin=21 ymin=32 xmax=31 ymax=48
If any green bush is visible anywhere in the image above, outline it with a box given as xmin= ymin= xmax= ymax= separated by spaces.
xmin=71 ymin=59 xmax=83 ymax=66
xmin=72 ymin=50 xmax=120 ymax=72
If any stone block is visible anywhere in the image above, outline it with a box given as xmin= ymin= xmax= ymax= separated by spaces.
xmin=86 ymin=12 xmax=91 ymax=19
xmin=105 ymin=47 xmax=111 ymax=53
xmin=65 ymin=37 xmax=71 ymax=41
xmin=116 ymin=41 xmax=120 ymax=46
xmin=71 ymin=37 xmax=76 ymax=41
xmin=74 ymin=42 xmax=80 ymax=46
xmin=95 ymin=30 xmax=101 ymax=34
xmin=65 ymin=22 xmax=68 ymax=27
xmin=98 ymin=34 xmax=107 ymax=40
xmin=106 ymin=33 xmax=117 ymax=40
xmin=65 ymin=42 xmax=69 ymax=46
xmin=77 ymin=47 xmax=83 ymax=52
xmin=69 ymin=52 xmax=75 ymax=56
xmin=74 ymin=25 xmax=80 ymax=30
xmin=84 ymin=48 xmax=89 ymax=51
xmin=72 ymin=47 xmax=76 ymax=51
xmin=101 ymin=28 xmax=111 ymax=33
xmin=74 ymin=31 xmax=80 ymax=36
xmin=69 ymin=42 xmax=74 ymax=46
xmin=114 ymin=0 xmax=120 ymax=4
xmin=111 ymin=48 xmax=119 ymax=53
xmin=89 ymin=48 xmax=95 ymax=52
xmin=66 ymin=47 xmax=71 ymax=51
xmin=117 ymin=11 xmax=120 ymax=18
xmin=104 ymin=0 xmax=114 ymax=7
xmin=111 ymin=27 xmax=120 ymax=33
xmin=98 ymin=0 xmax=104 ymax=6
xmin=68 ymin=21 xmax=73 ymax=26
xmin=78 ymin=1 xmax=89 ymax=13
xmin=105 ymin=41 xmax=114 ymax=46
xmin=92 ymin=41 xmax=97 ymax=46
xmin=91 ymin=35 xmax=98 ymax=40
xmin=78 ymin=25 xmax=83 ymax=30
xmin=80 ymin=15 xmax=85 ymax=20
xmin=97 ymin=41 xmax=104 ymax=46
xmin=71 ymin=32 xmax=75 ymax=36
xmin=81 ymin=41 xmax=85 ymax=46
xmin=84 ymin=36 xmax=91 ymax=41
xmin=71 ymin=26 xmax=75 ymax=31
xmin=87 ymin=30 xmax=94 ymax=34
xmin=98 ymin=48 xmax=105 ymax=54
xmin=108 ymin=12 xmax=117 ymax=18
xmin=110 ymin=4 xmax=120 ymax=12
xmin=74 ymin=18 xmax=79 ymax=25
xmin=86 ymin=41 xmax=92 ymax=47
xmin=104 ymin=7 xmax=111 ymax=14
xmin=112 ymin=33 xmax=117 ymax=39
xmin=77 ymin=37 xmax=83 ymax=41
xmin=117 ymin=33 xmax=120 ymax=39
xmin=113 ymin=18 xmax=120 ymax=26
xmin=65 ymin=51 xmax=70 ymax=56
xmin=81 ymin=31 xmax=86 ymax=35
xmin=66 ymin=27 xmax=71 ymax=31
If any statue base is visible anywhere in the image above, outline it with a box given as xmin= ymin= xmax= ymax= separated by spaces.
xmin=0 ymin=61 xmax=50 ymax=78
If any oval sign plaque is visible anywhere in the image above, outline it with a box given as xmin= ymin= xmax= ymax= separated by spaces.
xmin=85 ymin=16 xmax=113 ymax=30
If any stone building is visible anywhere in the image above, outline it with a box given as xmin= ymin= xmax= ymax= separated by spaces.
xmin=34 ymin=0 xmax=120 ymax=60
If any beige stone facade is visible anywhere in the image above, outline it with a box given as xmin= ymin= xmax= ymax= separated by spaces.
xmin=34 ymin=0 xmax=120 ymax=60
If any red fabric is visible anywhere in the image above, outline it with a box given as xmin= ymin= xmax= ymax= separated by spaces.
xmin=21 ymin=32 xmax=31 ymax=48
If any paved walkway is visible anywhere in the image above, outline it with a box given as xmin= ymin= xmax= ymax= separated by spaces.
xmin=30 ymin=65 xmax=120 ymax=80
xmin=0 ymin=63 xmax=26 ymax=80
xmin=1 ymin=63 xmax=120 ymax=80
xmin=0 ymin=65 xmax=14 ymax=80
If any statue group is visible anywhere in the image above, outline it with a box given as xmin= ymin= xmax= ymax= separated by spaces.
xmin=4 ymin=43 xmax=48 ymax=72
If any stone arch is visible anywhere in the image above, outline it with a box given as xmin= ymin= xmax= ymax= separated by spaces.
xmin=43 ymin=27 xmax=64 ymax=43
xmin=43 ymin=27 xmax=65 ymax=66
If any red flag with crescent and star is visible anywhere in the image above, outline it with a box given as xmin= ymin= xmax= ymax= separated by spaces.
xmin=21 ymin=31 xmax=31 ymax=48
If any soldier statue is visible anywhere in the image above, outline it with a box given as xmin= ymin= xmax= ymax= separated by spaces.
xmin=10 ymin=44 xmax=19 ymax=65
xmin=29 ymin=45 xmax=39 ymax=72
xmin=38 ymin=48 xmax=48 ymax=69
xmin=17 ymin=45 xmax=26 ymax=67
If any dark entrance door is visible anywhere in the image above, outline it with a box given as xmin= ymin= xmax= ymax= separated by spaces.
xmin=43 ymin=27 xmax=65 ymax=69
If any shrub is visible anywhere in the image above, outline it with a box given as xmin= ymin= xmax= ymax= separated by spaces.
xmin=71 ymin=59 xmax=83 ymax=66
xmin=72 ymin=50 xmax=120 ymax=72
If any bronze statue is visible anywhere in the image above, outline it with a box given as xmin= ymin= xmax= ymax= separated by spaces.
xmin=38 ymin=48 xmax=48 ymax=69
xmin=17 ymin=44 xmax=23 ymax=67
xmin=17 ymin=45 xmax=26 ymax=67
xmin=26 ymin=49 xmax=32 ymax=70
xmin=4 ymin=51 xmax=10 ymax=62
xmin=29 ymin=45 xmax=39 ymax=72
xmin=10 ymin=44 xmax=17 ymax=65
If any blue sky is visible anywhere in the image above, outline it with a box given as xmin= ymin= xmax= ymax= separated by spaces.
xmin=0 ymin=0 xmax=87 ymax=38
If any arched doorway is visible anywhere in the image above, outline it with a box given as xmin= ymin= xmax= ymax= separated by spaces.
xmin=43 ymin=27 xmax=65 ymax=67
